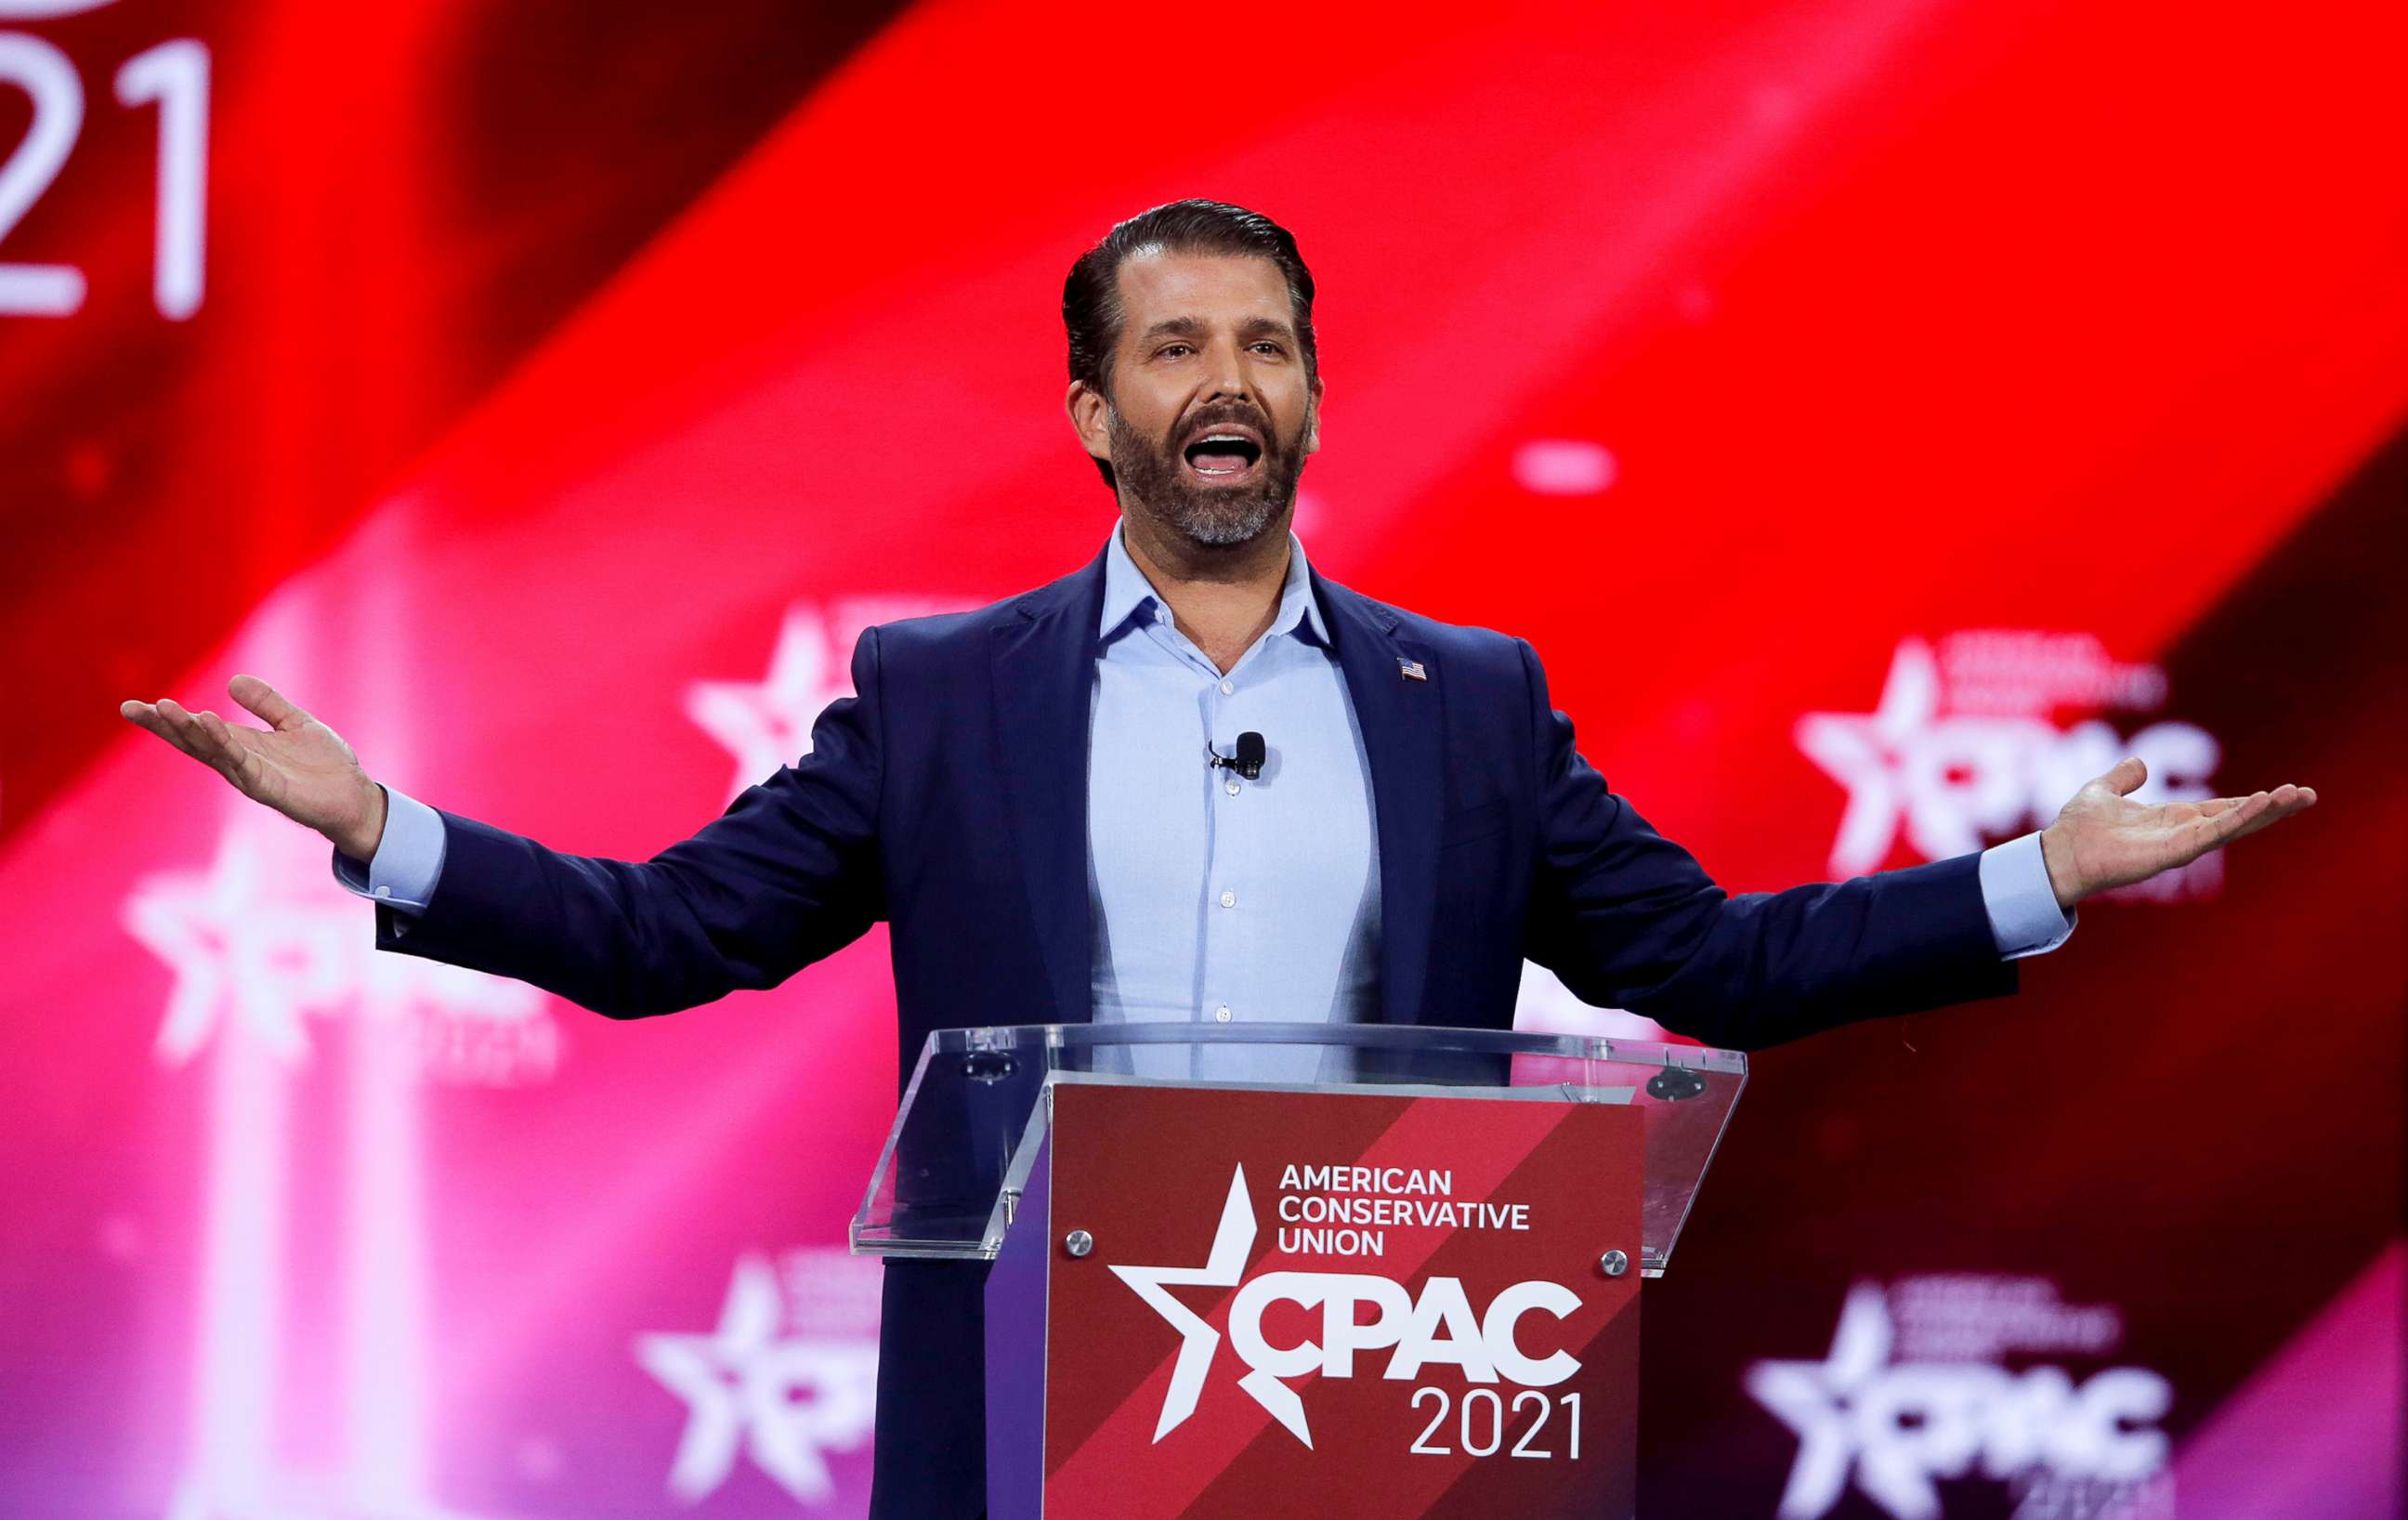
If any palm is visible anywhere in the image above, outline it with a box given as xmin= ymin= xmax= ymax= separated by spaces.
xmin=216 ymin=713 xmax=360 ymax=819
xmin=120 ymin=675 xmax=378 ymax=844
xmin=2043 ymin=756 xmax=2316 ymax=903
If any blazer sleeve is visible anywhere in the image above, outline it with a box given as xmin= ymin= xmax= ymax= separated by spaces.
xmin=1514 ymin=640 xmax=2014 ymax=1050
xmin=367 ymin=626 xmax=889 ymax=1018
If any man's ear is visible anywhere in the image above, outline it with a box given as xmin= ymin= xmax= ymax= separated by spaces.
xmin=1303 ymin=377 xmax=1324 ymax=457
xmin=1067 ymin=380 xmax=1112 ymax=464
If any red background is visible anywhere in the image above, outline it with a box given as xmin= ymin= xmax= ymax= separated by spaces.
xmin=1 ymin=2 xmax=2400 ymax=1516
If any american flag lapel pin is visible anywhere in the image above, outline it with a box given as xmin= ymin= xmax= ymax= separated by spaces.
xmin=1398 ymin=657 xmax=1428 ymax=682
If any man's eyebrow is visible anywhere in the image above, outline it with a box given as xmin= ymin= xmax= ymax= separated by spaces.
xmin=1130 ymin=315 xmax=1300 ymax=347
xmin=1134 ymin=316 xmax=1208 ymax=345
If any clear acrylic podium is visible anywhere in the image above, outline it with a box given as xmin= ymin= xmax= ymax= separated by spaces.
xmin=851 ymin=1023 xmax=1747 ymax=1519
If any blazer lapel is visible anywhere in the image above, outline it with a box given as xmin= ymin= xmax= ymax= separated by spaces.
xmin=1317 ymin=574 xmax=1445 ymax=1028
xmin=990 ymin=551 xmax=1107 ymax=1027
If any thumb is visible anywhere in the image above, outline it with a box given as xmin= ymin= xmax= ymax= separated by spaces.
xmin=229 ymin=674 xmax=308 ymax=732
xmin=2100 ymin=755 xmax=2148 ymax=796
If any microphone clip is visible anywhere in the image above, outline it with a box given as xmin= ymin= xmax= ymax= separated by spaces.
xmin=1206 ymin=731 xmax=1268 ymax=781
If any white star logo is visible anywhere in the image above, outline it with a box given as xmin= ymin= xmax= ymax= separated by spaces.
xmin=1794 ymin=638 xmax=2048 ymax=875
xmin=1746 ymin=1284 xmax=1903 ymax=1519
xmin=685 ymin=605 xmax=845 ymax=806
xmin=124 ymin=819 xmax=543 ymax=1069
xmin=1108 ymin=1164 xmax=1316 ymax=1447
xmin=635 ymin=1254 xmax=879 ymax=1506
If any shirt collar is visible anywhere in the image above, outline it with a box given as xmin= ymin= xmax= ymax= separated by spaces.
xmin=1099 ymin=520 xmax=1330 ymax=646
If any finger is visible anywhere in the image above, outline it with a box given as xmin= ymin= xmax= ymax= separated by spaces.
xmin=2227 ymin=790 xmax=2317 ymax=842
xmin=122 ymin=701 xmax=196 ymax=753
xmin=2166 ymin=793 xmax=2258 ymax=858
xmin=229 ymin=675 xmax=307 ymax=732
xmin=191 ymin=711 xmax=257 ymax=780
xmin=165 ymin=701 xmax=248 ymax=779
xmin=153 ymin=696 xmax=201 ymax=741
xmin=2100 ymin=756 xmax=2148 ymax=797
xmin=2195 ymin=785 xmax=2316 ymax=840
xmin=140 ymin=700 xmax=213 ymax=764
xmin=157 ymin=700 xmax=227 ymax=767
xmin=2200 ymin=792 xmax=2271 ymax=845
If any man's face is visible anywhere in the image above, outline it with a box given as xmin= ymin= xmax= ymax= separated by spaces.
xmin=1067 ymin=249 xmax=1321 ymax=548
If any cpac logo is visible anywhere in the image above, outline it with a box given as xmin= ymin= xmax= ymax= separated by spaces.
xmin=1112 ymin=1165 xmax=1581 ymax=1448
xmin=1747 ymin=1281 xmax=2170 ymax=1520
xmin=1798 ymin=634 xmax=2219 ymax=880
xmin=124 ymin=821 xmax=552 ymax=1082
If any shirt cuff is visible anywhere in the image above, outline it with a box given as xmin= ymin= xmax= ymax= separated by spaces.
xmin=329 ymin=783 xmax=446 ymax=914
xmin=1978 ymin=831 xmax=2076 ymax=960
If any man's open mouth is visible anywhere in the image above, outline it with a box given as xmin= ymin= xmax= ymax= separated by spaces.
xmin=1181 ymin=428 xmax=1264 ymax=484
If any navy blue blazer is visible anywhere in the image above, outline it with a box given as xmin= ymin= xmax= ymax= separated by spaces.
xmin=372 ymin=547 xmax=2014 ymax=1515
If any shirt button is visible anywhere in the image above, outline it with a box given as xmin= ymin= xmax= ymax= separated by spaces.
xmin=1224 ymin=780 xmax=1241 ymax=796
xmin=1219 ymin=680 xmax=1234 ymax=695
xmin=1220 ymin=889 xmax=1237 ymax=908
xmin=1214 ymin=1004 xmax=1232 ymax=1023
xmin=373 ymin=885 xmax=391 ymax=898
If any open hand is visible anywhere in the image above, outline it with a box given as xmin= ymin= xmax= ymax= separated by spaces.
xmin=2039 ymin=756 xmax=2315 ymax=909
xmin=120 ymin=675 xmax=387 ymax=859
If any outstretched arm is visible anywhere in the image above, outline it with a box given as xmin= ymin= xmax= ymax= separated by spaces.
xmin=1514 ymin=643 xmax=2314 ymax=1050
xmin=122 ymin=634 xmax=890 ymax=1018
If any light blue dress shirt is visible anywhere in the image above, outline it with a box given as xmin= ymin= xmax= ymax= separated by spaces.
xmin=1083 ymin=530 xmax=1381 ymax=1081
xmin=336 ymin=530 xmax=2074 ymax=1020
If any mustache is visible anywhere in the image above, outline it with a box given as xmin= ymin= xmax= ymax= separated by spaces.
xmin=1170 ymin=404 xmax=1279 ymax=449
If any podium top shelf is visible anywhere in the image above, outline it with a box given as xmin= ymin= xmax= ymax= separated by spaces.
xmin=852 ymin=1023 xmax=1747 ymax=1278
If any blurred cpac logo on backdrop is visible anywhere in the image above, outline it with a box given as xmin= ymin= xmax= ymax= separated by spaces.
xmin=1797 ymin=633 xmax=2223 ymax=900
xmin=1747 ymin=1275 xmax=2174 ymax=1520
xmin=686 ymin=596 xmax=977 ymax=805
xmin=123 ymin=819 xmax=556 ymax=1084
xmin=635 ymin=1248 xmax=881 ymax=1507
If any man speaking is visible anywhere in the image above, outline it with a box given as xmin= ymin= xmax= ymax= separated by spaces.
xmin=120 ymin=200 xmax=2316 ymax=1515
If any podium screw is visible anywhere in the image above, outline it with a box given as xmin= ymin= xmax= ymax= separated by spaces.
xmin=1065 ymin=1230 xmax=1094 ymax=1258
xmin=1599 ymin=1250 xmax=1629 ymax=1278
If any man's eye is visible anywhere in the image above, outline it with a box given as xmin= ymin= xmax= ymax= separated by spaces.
xmin=1158 ymin=344 xmax=1193 ymax=359
xmin=1250 ymin=343 xmax=1286 ymax=357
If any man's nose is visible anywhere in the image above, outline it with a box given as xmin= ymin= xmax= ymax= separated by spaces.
xmin=1201 ymin=342 xmax=1252 ymax=403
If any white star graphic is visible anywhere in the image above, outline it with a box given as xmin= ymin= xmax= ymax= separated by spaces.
xmin=1745 ymin=1283 xmax=1902 ymax=1520
xmin=1106 ymin=1165 xmax=1317 ymax=1446
xmin=635 ymin=1254 xmax=879 ymax=1506
xmin=125 ymin=825 xmax=304 ymax=1063
xmin=1794 ymin=638 xmax=2047 ymax=875
xmin=685 ymin=605 xmax=845 ymax=806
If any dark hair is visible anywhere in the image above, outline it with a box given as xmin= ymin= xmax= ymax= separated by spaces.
xmin=1063 ymin=199 xmax=1319 ymax=488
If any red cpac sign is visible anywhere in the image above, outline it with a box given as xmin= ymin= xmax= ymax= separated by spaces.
xmin=1034 ymin=1082 xmax=1648 ymax=1519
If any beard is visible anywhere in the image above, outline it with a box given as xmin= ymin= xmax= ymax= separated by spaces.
xmin=1107 ymin=400 xmax=1309 ymax=548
